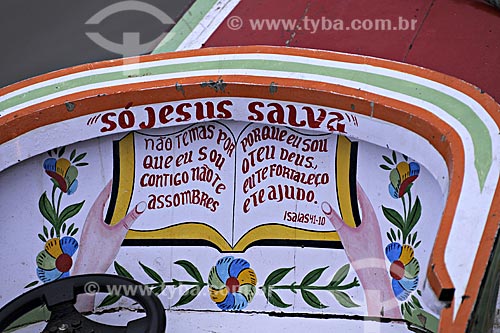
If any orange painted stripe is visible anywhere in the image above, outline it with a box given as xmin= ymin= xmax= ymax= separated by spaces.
xmin=2 ymin=45 xmax=498 ymax=129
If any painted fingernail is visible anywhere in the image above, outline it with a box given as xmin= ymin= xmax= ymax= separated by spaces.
xmin=321 ymin=202 xmax=332 ymax=215
xmin=135 ymin=201 xmax=147 ymax=214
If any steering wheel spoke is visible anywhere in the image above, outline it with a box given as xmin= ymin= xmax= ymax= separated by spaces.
xmin=0 ymin=274 xmax=166 ymax=333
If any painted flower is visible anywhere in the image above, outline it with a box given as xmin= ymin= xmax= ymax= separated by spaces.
xmin=43 ymin=158 xmax=79 ymax=194
xmin=388 ymin=162 xmax=420 ymax=198
xmin=385 ymin=242 xmax=420 ymax=301
xmin=208 ymin=256 xmax=257 ymax=311
xmin=36 ymin=237 xmax=78 ymax=283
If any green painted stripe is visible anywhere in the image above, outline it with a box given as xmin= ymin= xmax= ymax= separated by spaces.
xmin=152 ymin=0 xmax=219 ymax=53
xmin=0 ymin=59 xmax=493 ymax=188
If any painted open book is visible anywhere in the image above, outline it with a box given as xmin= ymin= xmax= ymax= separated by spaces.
xmin=105 ymin=121 xmax=360 ymax=252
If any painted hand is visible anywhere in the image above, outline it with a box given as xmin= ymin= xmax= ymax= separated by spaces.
xmin=72 ymin=180 xmax=145 ymax=311
xmin=322 ymin=183 xmax=401 ymax=318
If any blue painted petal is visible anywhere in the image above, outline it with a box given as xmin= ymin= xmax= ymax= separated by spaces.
xmin=37 ymin=267 xmax=63 ymax=283
xmin=392 ymin=279 xmax=410 ymax=301
xmin=399 ymin=276 xmax=419 ymax=292
xmin=229 ymin=258 xmax=250 ymax=278
xmin=67 ymin=179 xmax=78 ymax=195
xmin=233 ymin=292 xmax=249 ymax=311
xmin=215 ymin=256 xmax=233 ymax=284
xmin=217 ymin=291 xmax=235 ymax=310
xmin=409 ymin=162 xmax=420 ymax=177
xmin=60 ymin=271 xmax=70 ymax=279
xmin=43 ymin=158 xmax=57 ymax=172
xmin=385 ymin=242 xmax=402 ymax=262
xmin=60 ymin=236 xmax=78 ymax=256
xmin=388 ymin=184 xmax=399 ymax=199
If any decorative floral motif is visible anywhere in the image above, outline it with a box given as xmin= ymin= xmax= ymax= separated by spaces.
xmin=388 ymin=162 xmax=420 ymax=199
xmin=43 ymin=158 xmax=79 ymax=195
xmin=29 ymin=147 xmax=88 ymax=286
xmin=36 ymin=237 xmax=78 ymax=283
xmin=380 ymin=152 xmax=437 ymax=332
xmin=385 ymin=242 xmax=420 ymax=301
xmin=208 ymin=256 xmax=257 ymax=311
xmin=37 ymin=147 xmax=87 ymax=242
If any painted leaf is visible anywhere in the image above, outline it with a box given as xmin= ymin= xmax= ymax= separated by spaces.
xmin=70 ymin=149 xmax=76 ymax=161
xmin=174 ymin=260 xmax=203 ymax=283
xmin=264 ymin=267 xmax=294 ymax=286
xmin=58 ymin=146 xmax=66 ymax=158
xmin=301 ymin=290 xmax=328 ymax=309
xmin=379 ymin=164 xmax=391 ymax=170
xmin=98 ymin=294 xmax=122 ymax=308
xmin=59 ymin=201 xmax=85 ymax=224
xmin=139 ymin=261 xmax=163 ymax=284
xmin=265 ymin=289 xmax=291 ymax=308
xmin=301 ymin=266 xmax=328 ymax=286
xmin=173 ymin=286 xmax=201 ymax=307
xmin=392 ymin=151 xmax=397 ymax=164
xmin=73 ymin=152 xmax=87 ymax=163
xmin=24 ymin=281 xmax=39 ymax=288
xmin=43 ymin=225 xmax=49 ymax=238
xmin=114 ymin=261 xmax=133 ymax=279
xmin=39 ymin=192 xmax=57 ymax=224
xmin=404 ymin=302 xmax=413 ymax=316
xmin=329 ymin=264 xmax=349 ymax=287
xmin=411 ymin=295 xmax=422 ymax=309
xmin=152 ymin=285 xmax=166 ymax=295
xmin=406 ymin=197 xmax=422 ymax=233
xmin=382 ymin=206 xmax=404 ymax=230
xmin=67 ymin=223 xmax=74 ymax=234
xmin=76 ymin=162 xmax=89 ymax=167
xmin=70 ymin=228 xmax=79 ymax=236
xmin=332 ymin=291 xmax=359 ymax=308
xmin=390 ymin=228 xmax=397 ymax=241
xmin=38 ymin=234 xmax=47 ymax=242
xmin=383 ymin=155 xmax=394 ymax=165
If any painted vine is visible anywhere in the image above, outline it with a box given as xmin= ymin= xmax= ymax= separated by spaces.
xmin=99 ymin=258 xmax=360 ymax=311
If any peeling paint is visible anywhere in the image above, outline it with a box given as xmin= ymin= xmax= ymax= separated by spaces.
xmin=176 ymin=82 xmax=186 ymax=96
xmin=269 ymin=82 xmax=278 ymax=94
xmin=200 ymin=77 xmax=227 ymax=92
xmin=65 ymin=102 xmax=75 ymax=112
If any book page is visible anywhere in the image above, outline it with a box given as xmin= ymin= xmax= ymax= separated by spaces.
xmin=233 ymin=123 xmax=341 ymax=247
xmin=107 ymin=122 xmax=237 ymax=247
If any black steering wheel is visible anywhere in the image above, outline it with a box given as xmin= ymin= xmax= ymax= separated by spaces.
xmin=0 ymin=274 xmax=166 ymax=333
